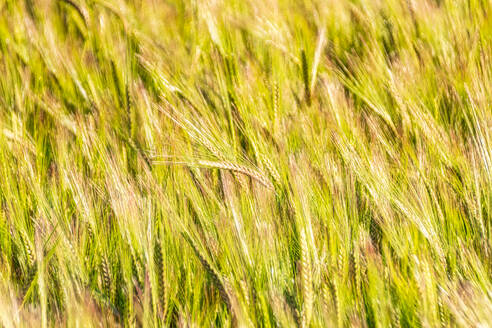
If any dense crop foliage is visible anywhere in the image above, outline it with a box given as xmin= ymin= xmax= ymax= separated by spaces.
xmin=0 ymin=0 xmax=491 ymax=326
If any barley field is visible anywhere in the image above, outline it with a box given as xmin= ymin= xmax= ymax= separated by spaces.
xmin=0 ymin=0 xmax=491 ymax=327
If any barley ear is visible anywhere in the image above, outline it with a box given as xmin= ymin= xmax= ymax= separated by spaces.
xmin=101 ymin=255 xmax=111 ymax=296
xmin=181 ymin=232 xmax=233 ymax=313
xmin=198 ymin=160 xmax=274 ymax=190
xmin=299 ymin=228 xmax=313 ymax=328
xmin=153 ymin=237 xmax=168 ymax=321
xmin=301 ymin=49 xmax=311 ymax=106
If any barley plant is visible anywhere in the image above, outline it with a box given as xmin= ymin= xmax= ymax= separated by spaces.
xmin=0 ymin=0 xmax=491 ymax=327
